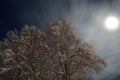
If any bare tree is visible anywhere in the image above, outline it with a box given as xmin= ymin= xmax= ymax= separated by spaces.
xmin=0 ymin=19 xmax=105 ymax=80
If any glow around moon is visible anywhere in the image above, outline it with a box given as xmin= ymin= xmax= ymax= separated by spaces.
xmin=104 ymin=16 xmax=119 ymax=31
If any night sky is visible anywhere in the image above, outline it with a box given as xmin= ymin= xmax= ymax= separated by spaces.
xmin=0 ymin=0 xmax=71 ymax=40
xmin=0 ymin=0 xmax=120 ymax=80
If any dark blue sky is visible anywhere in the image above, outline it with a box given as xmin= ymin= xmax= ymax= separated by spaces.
xmin=0 ymin=0 xmax=71 ymax=40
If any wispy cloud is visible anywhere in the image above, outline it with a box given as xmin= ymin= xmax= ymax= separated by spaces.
xmin=64 ymin=0 xmax=120 ymax=80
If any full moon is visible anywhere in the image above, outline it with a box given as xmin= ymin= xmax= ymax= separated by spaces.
xmin=104 ymin=16 xmax=119 ymax=31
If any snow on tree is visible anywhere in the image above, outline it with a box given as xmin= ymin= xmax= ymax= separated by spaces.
xmin=0 ymin=19 xmax=105 ymax=80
